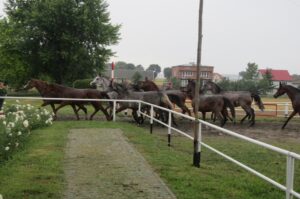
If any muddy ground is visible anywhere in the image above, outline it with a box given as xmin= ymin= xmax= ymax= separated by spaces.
xmin=57 ymin=113 xmax=300 ymax=142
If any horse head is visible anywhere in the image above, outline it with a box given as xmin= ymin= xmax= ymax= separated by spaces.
xmin=90 ymin=74 xmax=111 ymax=91
xmin=23 ymin=79 xmax=41 ymax=90
xmin=273 ymin=82 xmax=287 ymax=98
xmin=203 ymin=81 xmax=221 ymax=94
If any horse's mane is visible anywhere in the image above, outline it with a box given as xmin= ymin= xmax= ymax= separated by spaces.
xmin=208 ymin=81 xmax=222 ymax=93
xmin=286 ymin=84 xmax=300 ymax=93
xmin=142 ymin=79 xmax=160 ymax=91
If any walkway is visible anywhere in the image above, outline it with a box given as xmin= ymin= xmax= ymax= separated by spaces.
xmin=63 ymin=128 xmax=176 ymax=199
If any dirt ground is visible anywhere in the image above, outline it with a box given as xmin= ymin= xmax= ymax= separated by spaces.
xmin=57 ymin=113 xmax=300 ymax=141
xmin=63 ymin=128 xmax=176 ymax=199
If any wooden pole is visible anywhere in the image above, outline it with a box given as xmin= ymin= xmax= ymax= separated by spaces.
xmin=193 ymin=0 xmax=204 ymax=168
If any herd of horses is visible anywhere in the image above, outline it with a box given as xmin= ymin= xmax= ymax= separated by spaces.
xmin=22 ymin=76 xmax=300 ymax=129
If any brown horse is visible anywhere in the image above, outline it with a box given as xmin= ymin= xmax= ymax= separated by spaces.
xmin=186 ymin=80 xmax=235 ymax=127
xmin=203 ymin=81 xmax=264 ymax=126
xmin=274 ymin=82 xmax=300 ymax=129
xmin=24 ymin=79 xmax=112 ymax=121
xmin=23 ymin=79 xmax=87 ymax=120
xmin=135 ymin=78 xmax=191 ymax=116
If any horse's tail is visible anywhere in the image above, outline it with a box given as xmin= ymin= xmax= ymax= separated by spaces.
xmin=251 ymin=93 xmax=265 ymax=111
xmin=223 ymin=97 xmax=235 ymax=122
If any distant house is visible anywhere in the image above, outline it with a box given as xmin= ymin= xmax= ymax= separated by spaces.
xmin=258 ymin=69 xmax=292 ymax=93
xmin=171 ymin=63 xmax=214 ymax=87
xmin=212 ymin=73 xmax=224 ymax=83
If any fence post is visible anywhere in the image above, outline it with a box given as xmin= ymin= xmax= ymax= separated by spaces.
xmin=150 ymin=105 xmax=154 ymax=134
xmin=168 ymin=111 xmax=172 ymax=147
xmin=193 ymin=120 xmax=201 ymax=167
xmin=113 ymin=100 xmax=116 ymax=122
xmin=286 ymin=155 xmax=295 ymax=199
xmin=138 ymin=101 xmax=141 ymax=117
xmin=285 ymin=103 xmax=289 ymax=118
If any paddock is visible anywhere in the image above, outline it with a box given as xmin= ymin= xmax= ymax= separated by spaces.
xmin=1 ymin=96 xmax=300 ymax=199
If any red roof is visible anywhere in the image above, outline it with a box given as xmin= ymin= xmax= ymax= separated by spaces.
xmin=258 ymin=69 xmax=292 ymax=81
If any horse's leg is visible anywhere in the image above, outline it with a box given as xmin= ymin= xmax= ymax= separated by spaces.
xmin=132 ymin=109 xmax=143 ymax=124
xmin=90 ymin=102 xmax=111 ymax=121
xmin=216 ymin=111 xmax=226 ymax=127
xmin=240 ymin=105 xmax=251 ymax=124
xmin=249 ymin=108 xmax=255 ymax=127
xmin=70 ymin=104 xmax=80 ymax=120
xmin=281 ymin=110 xmax=297 ymax=129
xmin=55 ymin=102 xmax=72 ymax=119
xmin=75 ymin=104 xmax=88 ymax=120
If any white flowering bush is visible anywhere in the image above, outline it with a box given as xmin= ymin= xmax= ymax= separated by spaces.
xmin=0 ymin=100 xmax=53 ymax=162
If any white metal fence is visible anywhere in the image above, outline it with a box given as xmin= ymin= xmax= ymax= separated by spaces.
xmin=1 ymin=96 xmax=299 ymax=199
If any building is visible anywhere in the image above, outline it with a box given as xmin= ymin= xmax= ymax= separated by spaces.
xmin=258 ymin=69 xmax=293 ymax=93
xmin=171 ymin=63 xmax=214 ymax=87
xmin=212 ymin=73 xmax=224 ymax=83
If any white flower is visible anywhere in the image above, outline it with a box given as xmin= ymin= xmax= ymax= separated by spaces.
xmin=5 ymin=146 xmax=9 ymax=151
xmin=15 ymin=142 xmax=19 ymax=147
xmin=0 ymin=114 xmax=5 ymax=120
xmin=16 ymin=100 xmax=20 ymax=103
xmin=8 ymin=122 xmax=15 ymax=128
xmin=18 ymin=131 xmax=22 ymax=136
xmin=8 ymin=133 xmax=12 ymax=137
xmin=3 ymin=121 xmax=6 ymax=126
xmin=23 ymin=120 xmax=29 ymax=128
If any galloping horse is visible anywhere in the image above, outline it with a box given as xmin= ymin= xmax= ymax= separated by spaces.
xmin=23 ymin=79 xmax=87 ymax=119
xmin=24 ymin=79 xmax=112 ymax=121
xmin=203 ymin=81 xmax=264 ymax=126
xmin=135 ymin=78 xmax=191 ymax=116
xmin=186 ymin=80 xmax=235 ymax=127
xmin=273 ymin=82 xmax=300 ymax=129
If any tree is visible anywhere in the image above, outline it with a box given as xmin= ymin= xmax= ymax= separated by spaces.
xmin=163 ymin=67 xmax=172 ymax=79
xmin=131 ymin=71 xmax=142 ymax=84
xmin=0 ymin=0 xmax=120 ymax=85
xmin=115 ymin=61 xmax=135 ymax=70
xmin=258 ymin=69 xmax=274 ymax=94
xmin=170 ymin=77 xmax=180 ymax=89
xmin=240 ymin=62 xmax=259 ymax=81
xmin=146 ymin=64 xmax=161 ymax=79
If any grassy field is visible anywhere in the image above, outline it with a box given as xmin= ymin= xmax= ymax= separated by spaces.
xmin=0 ymin=118 xmax=299 ymax=199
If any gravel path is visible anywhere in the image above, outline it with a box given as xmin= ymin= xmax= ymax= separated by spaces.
xmin=63 ymin=128 xmax=176 ymax=199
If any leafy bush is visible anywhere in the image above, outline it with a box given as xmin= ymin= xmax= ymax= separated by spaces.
xmin=73 ymin=79 xmax=94 ymax=89
xmin=0 ymin=101 xmax=53 ymax=162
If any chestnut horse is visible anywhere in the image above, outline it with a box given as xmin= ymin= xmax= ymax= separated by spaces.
xmin=274 ymin=82 xmax=300 ymax=129
xmin=24 ymin=79 xmax=112 ymax=121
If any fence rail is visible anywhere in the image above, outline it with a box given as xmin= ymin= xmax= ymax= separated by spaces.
xmin=1 ymin=96 xmax=299 ymax=199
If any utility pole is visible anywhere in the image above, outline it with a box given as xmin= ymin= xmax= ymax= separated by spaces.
xmin=193 ymin=0 xmax=203 ymax=168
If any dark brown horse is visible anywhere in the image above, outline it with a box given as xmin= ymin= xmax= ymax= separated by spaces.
xmin=274 ymin=82 xmax=300 ymax=129
xmin=135 ymin=78 xmax=191 ymax=116
xmin=24 ymin=79 xmax=112 ymax=121
xmin=203 ymin=81 xmax=264 ymax=126
xmin=186 ymin=80 xmax=235 ymax=127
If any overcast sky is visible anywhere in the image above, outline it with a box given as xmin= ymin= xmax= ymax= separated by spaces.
xmin=1 ymin=0 xmax=299 ymax=75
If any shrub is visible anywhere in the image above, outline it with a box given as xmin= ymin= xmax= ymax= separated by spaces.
xmin=73 ymin=79 xmax=94 ymax=89
xmin=0 ymin=101 xmax=53 ymax=162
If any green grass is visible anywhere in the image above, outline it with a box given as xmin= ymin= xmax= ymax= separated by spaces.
xmin=0 ymin=120 xmax=299 ymax=199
